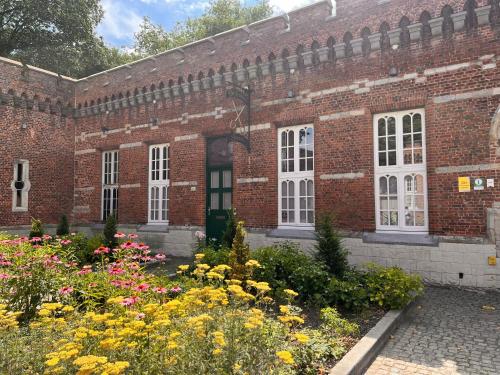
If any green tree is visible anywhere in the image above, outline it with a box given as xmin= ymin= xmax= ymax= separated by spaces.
xmin=56 ymin=215 xmax=70 ymax=236
xmin=134 ymin=0 xmax=272 ymax=55
xmin=103 ymin=214 xmax=118 ymax=249
xmin=314 ymin=214 xmax=349 ymax=278
xmin=228 ymin=221 xmax=250 ymax=280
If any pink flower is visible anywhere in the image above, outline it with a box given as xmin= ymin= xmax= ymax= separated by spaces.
xmin=137 ymin=244 xmax=150 ymax=251
xmin=114 ymin=232 xmax=126 ymax=238
xmin=59 ymin=286 xmax=74 ymax=295
xmin=14 ymin=252 xmax=25 ymax=257
xmin=43 ymin=235 xmax=52 ymax=241
xmin=30 ymin=237 xmax=42 ymax=243
xmin=120 ymin=241 xmax=138 ymax=250
xmin=94 ymin=246 xmax=110 ymax=255
xmin=195 ymin=231 xmax=206 ymax=240
xmin=108 ymin=267 xmax=125 ymax=275
xmin=135 ymin=313 xmax=145 ymax=320
xmin=0 ymin=260 xmax=12 ymax=266
xmin=77 ymin=265 xmax=92 ymax=275
xmin=128 ymin=233 xmax=139 ymax=239
xmin=88 ymin=283 xmax=97 ymax=288
xmin=60 ymin=239 xmax=72 ymax=246
xmin=155 ymin=254 xmax=166 ymax=261
xmin=134 ymin=283 xmax=150 ymax=292
xmin=153 ymin=287 xmax=168 ymax=294
xmin=120 ymin=296 xmax=140 ymax=306
xmin=0 ymin=273 xmax=10 ymax=280
xmin=171 ymin=286 xmax=182 ymax=293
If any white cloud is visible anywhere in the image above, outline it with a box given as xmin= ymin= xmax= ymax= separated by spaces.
xmin=269 ymin=0 xmax=317 ymax=14
xmin=97 ymin=0 xmax=143 ymax=44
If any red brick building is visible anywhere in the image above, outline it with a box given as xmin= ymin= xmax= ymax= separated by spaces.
xmin=1 ymin=0 xmax=499 ymax=287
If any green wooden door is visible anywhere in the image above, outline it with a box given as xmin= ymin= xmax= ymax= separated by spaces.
xmin=206 ymin=167 xmax=232 ymax=243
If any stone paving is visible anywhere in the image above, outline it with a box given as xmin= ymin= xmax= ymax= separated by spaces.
xmin=365 ymin=286 xmax=500 ymax=375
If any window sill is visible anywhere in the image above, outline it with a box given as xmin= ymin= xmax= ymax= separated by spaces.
xmin=362 ymin=232 xmax=439 ymax=247
xmin=137 ymin=224 xmax=169 ymax=233
xmin=12 ymin=207 xmax=28 ymax=212
xmin=267 ymin=228 xmax=316 ymax=240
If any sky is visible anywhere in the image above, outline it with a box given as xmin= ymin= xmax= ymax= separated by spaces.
xmin=96 ymin=0 xmax=318 ymax=48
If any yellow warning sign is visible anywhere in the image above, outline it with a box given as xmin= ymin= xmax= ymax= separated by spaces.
xmin=458 ymin=177 xmax=471 ymax=192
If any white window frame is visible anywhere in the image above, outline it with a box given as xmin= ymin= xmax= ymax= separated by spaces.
xmin=148 ymin=144 xmax=170 ymax=224
xmin=278 ymin=124 xmax=315 ymax=229
xmin=11 ymin=160 xmax=30 ymax=212
xmin=101 ymin=151 xmax=119 ymax=221
xmin=373 ymin=109 xmax=428 ymax=233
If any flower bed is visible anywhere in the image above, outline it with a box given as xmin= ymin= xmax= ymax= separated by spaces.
xmin=0 ymin=232 xmax=360 ymax=374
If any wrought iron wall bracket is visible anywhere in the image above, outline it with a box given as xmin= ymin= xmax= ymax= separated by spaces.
xmin=225 ymin=83 xmax=252 ymax=152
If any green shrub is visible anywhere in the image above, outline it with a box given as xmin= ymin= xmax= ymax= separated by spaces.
xmin=195 ymin=245 xmax=230 ymax=267
xmin=314 ymin=214 xmax=348 ymax=278
xmin=28 ymin=218 xmax=44 ymax=239
xmin=326 ymin=276 xmax=369 ymax=312
xmin=365 ymin=263 xmax=424 ymax=310
xmin=56 ymin=215 xmax=70 ymax=236
xmin=320 ymin=307 xmax=359 ymax=337
xmin=252 ymin=242 xmax=330 ymax=305
xmin=103 ymin=214 xmax=117 ymax=248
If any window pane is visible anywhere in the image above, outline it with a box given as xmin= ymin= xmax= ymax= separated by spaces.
xmin=223 ymin=192 xmax=231 ymax=209
xmin=281 ymin=131 xmax=287 ymax=146
xmin=289 ymin=181 xmax=295 ymax=196
xmin=223 ymin=170 xmax=231 ymax=188
xmin=288 ymin=130 xmax=294 ymax=146
xmin=403 ymin=115 xmax=412 ymax=133
xmin=281 ymin=181 xmax=287 ymax=196
xmin=307 ymin=180 xmax=314 ymax=195
xmin=389 ymin=176 xmax=397 ymax=194
xmin=307 ymin=159 xmax=313 ymax=170
xmin=378 ymin=137 xmax=386 ymax=151
xmin=300 ymin=180 xmax=305 ymax=196
xmin=388 ymin=151 xmax=396 ymax=165
xmin=413 ymin=114 xmax=422 ymax=132
xmin=210 ymin=193 xmax=219 ymax=210
xmin=379 ymin=177 xmax=387 ymax=194
xmin=387 ymin=117 xmax=396 ymax=135
xmin=379 ymin=152 xmax=387 ymax=166
xmin=403 ymin=135 xmax=412 ymax=149
xmin=378 ymin=118 xmax=386 ymax=136
xmin=211 ymin=171 xmax=219 ymax=188
xmin=388 ymin=136 xmax=396 ymax=150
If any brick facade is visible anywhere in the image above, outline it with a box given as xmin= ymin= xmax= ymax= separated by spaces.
xmin=1 ymin=0 xmax=500 ymax=241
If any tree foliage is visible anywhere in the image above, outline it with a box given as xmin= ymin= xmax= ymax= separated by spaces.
xmin=134 ymin=0 xmax=273 ymax=55
xmin=0 ymin=0 xmax=272 ymax=78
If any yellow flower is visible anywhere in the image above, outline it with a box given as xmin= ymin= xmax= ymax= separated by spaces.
xmin=212 ymin=331 xmax=226 ymax=347
xmin=167 ymin=341 xmax=178 ymax=350
xmin=212 ymin=348 xmax=223 ymax=355
xmin=177 ymin=265 xmax=190 ymax=272
xmin=245 ymin=260 xmax=261 ymax=268
xmin=45 ymin=357 xmax=60 ymax=367
xmin=294 ymin=333 xmax=310 ymax=344
xmin=276 ymin=351 xmax=295 ymax=365
xmin=101 ymin=361 xmax=130 ymax=375
xmin=284 ymin=289 xmax=298 ymax=298
xmin=195 ymin=253 xmax=206 ymax=260
xmin=279 ymin=305 xmax=290 ymax=314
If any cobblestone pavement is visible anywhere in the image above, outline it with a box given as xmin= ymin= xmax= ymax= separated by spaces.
xmin=365 ymin=286 xmax=500 ymax=375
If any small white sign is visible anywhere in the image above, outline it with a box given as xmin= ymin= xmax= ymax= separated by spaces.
xmin=487 ymin=178 xmax=495 ymax=188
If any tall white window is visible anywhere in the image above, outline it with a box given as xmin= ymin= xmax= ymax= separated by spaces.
xmin=148 ymin=144 xmax=169 ymax=224
xmin=374 ymin=110 xmax=428 ymax=233
xmin=102 ymin=151 xmax=119 ymax=221
xmin=11 ymin=160 xmax=30 ymax=212
xmin=278 ymin=125 xmax=314 ymax=228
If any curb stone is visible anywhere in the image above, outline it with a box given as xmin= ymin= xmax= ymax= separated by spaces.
xmin=329 ymin=299 xmax=419 ymax=375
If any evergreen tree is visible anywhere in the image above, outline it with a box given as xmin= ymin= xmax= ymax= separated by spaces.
xmin=314 ymin=214 xmax=349 ymax=278
xmin=228 ymin=221 xmax=250 ymax=280
xmin=103 ymin=214 xmax=118 ymax=248
xmin=221 ymin=209 xmax=237 ymax=249
xmin=29 ymin=218 xmax=44 ymax=239
xmin=56 ymin=215 xmax=70 ymax=236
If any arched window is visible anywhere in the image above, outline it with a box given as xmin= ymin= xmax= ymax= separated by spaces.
xmin=311 ymin=40 xmax=320 ymax=65
xmin=361 ymin=27 xmax=371 ymax=56
xmin=399 ymin=16 xmax=411 ymax=48
xmin=278 ymin=125 xmax=315 ymax=227
xmin=441 ymin=5 xmax=455 ymax=38
xmin=379 ymin=22 xmax=391 ymax=51
xmin=464 ymin=0 xmax=478 ymax=33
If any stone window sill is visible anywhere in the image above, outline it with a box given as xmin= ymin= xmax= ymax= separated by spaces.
xmin=362 ymin=232 xmax=439 ymax=247
xmin=267 ymin=228 xmax=316 ymax=240
xmin=137 ymin=224 xmax=169 ymax=233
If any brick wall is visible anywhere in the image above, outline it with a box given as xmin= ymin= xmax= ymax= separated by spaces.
xmin=1 ymin=0 xmax=500 ymax=240
xmin=0 ymin=58 xmax=75 ymax=226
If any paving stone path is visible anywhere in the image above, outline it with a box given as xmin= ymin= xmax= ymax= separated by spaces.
xmin=365 ymin=286 xmax=500 ymax=375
